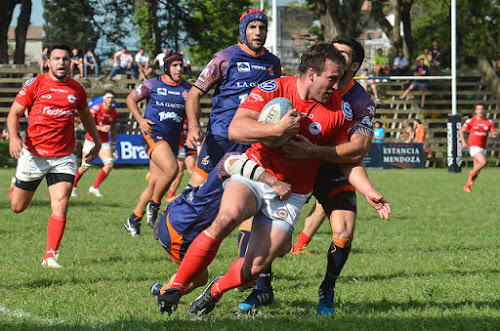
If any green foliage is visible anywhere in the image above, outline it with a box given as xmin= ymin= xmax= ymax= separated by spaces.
xmin=42 ymin=0 xmax=100 ymax=52
xmin=0 ymin=167 xmax=499 ymax=329
xmin=0 ymin=140 xmax=16 ymax=167
xmin=133 ymin=2 xmax=155 ymax=55
xmin=183 ymin=0 xmax=253 ymax=65
xmin=412 ymin=0 xmax=500 ymax=67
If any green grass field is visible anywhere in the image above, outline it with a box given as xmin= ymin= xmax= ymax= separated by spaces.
xmin=1 ymin=167 xmax=499 ymax=330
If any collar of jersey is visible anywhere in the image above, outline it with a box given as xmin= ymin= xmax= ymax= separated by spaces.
xmin=237 ymin=41 xmax=265 ymax=57
xmin=336 ymin=79 xmax=355 ymax=97
xmin=161 ymin=74 xmax=182 ymax=86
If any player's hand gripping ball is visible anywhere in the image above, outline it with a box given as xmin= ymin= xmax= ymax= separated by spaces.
xmin=258 ymin=97 xmax=295 ymax=146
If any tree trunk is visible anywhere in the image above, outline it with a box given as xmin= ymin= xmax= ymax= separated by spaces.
xmin=150 ymin=0 xmax=161 ymax=56
xmin=0 ymin=0 xmax=20 ymax=64
xmin=315 ymin=0 xmax=365 ymax=41
xmin=14 ymin=0 xmax=31 ymax=65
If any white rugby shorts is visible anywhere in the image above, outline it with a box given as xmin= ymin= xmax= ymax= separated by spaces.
xmin=83 ymin=139 xmax=110 ymax=154
xmin=223 ymin=175 xmax=311 ymax=234
xmin=15 ymin=148 xmax=77 ymax=182
xmin=469 ymin=146 xmax=487 ymax=157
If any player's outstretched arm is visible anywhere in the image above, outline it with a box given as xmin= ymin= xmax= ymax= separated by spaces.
xmin=340 ymin=163 xmax=391 ymax=221
xmin=185 ymin=87 xmax=204 ymax=149
xmin=229 ymin=107 xmax=300 ymax=144
xmin=79 ymin=107 xmax=102 ymax=163
xmin=7 ymin=101 xmax=26 ymax=158
xmin=283 ymin=130 xmax=372 ymax=164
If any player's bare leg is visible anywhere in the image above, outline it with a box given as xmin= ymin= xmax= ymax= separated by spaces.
xmin=166 ymin=158 xmax=185 ymax=202
xmin=157 ymin=181 xmax=257 ymax=315
xmin=292 ymin=200 xmax=327 ymax=254
xmin=317 ymin=209 xmax=356 ymax=316
xmin=188 ymin=222 xmax=291 ymax=317
xmin=89 ymin=147 xmax=114 ymax=197
xmin=10 ymin=186 xmax=36 ymax=213
xmin=464 ymin=152 xmax=487 ymax=192
xmin=187 ymin=170 xmax=207 ymax=188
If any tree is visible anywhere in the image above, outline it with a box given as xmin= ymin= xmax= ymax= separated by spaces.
xmin=0 ymin=0 xmax=21 ymax=64
xmin=307 ymin=0 xmax=365 ymax=41
xmin=42 ymin=0 xmax=100 ymax=52
xmin=14 ymin=0 xmax=31 ymax=64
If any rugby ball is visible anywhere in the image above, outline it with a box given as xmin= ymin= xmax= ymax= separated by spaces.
xmin=258 ymin=97 xmax=294 ymax=146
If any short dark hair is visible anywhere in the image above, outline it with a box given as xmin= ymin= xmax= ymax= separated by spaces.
xmin=331 ymin=35 xmax=365 ymax=67
xmin=103 ymin=89 xmax=115 ymax=97
xmin=48 ymin=44 xmax=71 ymax=58
xmin=298 ymin=43 xmax=346 ymax=75
xmin=474 ymin=102 xmax=485 ymax=109
xmin=414 ymin=118 xmax=422 ymax=124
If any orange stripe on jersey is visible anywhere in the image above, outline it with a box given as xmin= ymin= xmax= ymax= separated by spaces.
xmin=193 ymin=165 xmax=209 ymax=180
xmin=143 ymin=135 xmax=166 ymax=157
xmin=327 ymin=184 xmax=355 ymax=199
xmin=336 ymin=79 xmax=355 ymax=97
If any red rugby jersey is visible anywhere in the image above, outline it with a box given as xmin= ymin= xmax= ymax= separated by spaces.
xmin=241 ymin=76 xmax=351 ymax=194
xmin=463 ymin=116 xmax=495 ymax=149
xmin=86 ymin=104 xmax=119 ymax=143
xmin=14 ymin=73 xmax=87 ymax=157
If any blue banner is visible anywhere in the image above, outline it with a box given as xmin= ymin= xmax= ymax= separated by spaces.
xmin=364 ymin=143 xmax=425 ymax=169
xmin=93 ymin=134 xmax=150 ymax=164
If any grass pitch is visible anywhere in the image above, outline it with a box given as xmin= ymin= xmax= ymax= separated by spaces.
xmin=1 ymin=166 xmax=499 ymax=330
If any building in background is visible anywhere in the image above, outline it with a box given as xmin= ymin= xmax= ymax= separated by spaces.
xmin=7 ymin=26 xmax=43 ymax=66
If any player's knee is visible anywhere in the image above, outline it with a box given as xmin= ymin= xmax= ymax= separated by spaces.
xmin=11 ymin=202 xmax=27 ymax=213
xmin=277 ymin=241 xmax=292 ymax=257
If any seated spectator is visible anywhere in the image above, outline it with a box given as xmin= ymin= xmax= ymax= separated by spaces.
xmin=83 ymin=50 xmax=99 ymax=78
xmin=153 ymin=48 xmax=169 ymax=72
xmin=430 ymin=40 xmax=441 ymax=75
xmin=39 ymin=47 xmax=49 ymax=75
xmin=70 ymin=48 xmax=84 ymax=77
xmin=416 ymin=48 xmax=432 ymax=68
xmin=373 ymin=121 xmax=385 ymax=143
xmin=359 ymin=68 xmax=380 ymax=101
xmin=180 ymin=50 xmax=192 ymax=79
xmin=108 ymin=47 xmax=138 ymax=80
xmin=373 ymin=48 xmax=390 ymax=77
xmin=392 ymin=51 xmax=409 ymax=75
xmin=398 ymin=58 xmax=430 ymax=109
xmin=135 ymin=48 xmax=154 ymax=80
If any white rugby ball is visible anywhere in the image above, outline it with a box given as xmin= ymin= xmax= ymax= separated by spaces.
xmin=258 ymin=97 xmax=294 ymax=146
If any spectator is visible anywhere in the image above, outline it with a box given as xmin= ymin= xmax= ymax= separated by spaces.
xmin=399 ymin=58 xmax=430 ymax=109
xmin=392 ymin=51 xmax=409 ymax=75
xmin=135 ymin=48 xmax=154 ymax=80
xmin=180 ymin=51 xmax=192 ymax=79
xmin=413 ymin=118 xmax=434 ymax=158
xmin=70 ymin=48 xmax=84 ymax=77
xmin=153 ymin=48 xmax=168 ymax=72
xmin=1 ymin=124 xmax=8 ymax=140
xmin=416 ymin=48 xmax=432 ymax=68
xmin=372 ymin=48 xmax=390 ymax=77
xmin=401 ymin=120 xmax=413 ymax=143
xmin=358 ymin=68 xmax=380 ymax=101
xmin=107 ymin=47 xmax=138 ymax=80
xmin=373 ymin=121 xmax=385 ymax=143
xmin=430 ymin=40 xmax=441 ymax=75
xmin=39 ymin=47 xmax=49 ymax=75
xmin=83 ymin=50 xmax=99 ymax=78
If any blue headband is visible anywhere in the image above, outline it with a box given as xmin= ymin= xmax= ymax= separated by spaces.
xmin=239 ymin=10 xmax=268 ymax=46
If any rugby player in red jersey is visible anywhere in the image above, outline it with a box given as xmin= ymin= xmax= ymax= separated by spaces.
xmin=7 ymin=44 xmax=101 ymax=268
xmin=72 ymin=90 xmax=119 ymax=198
xmin=155 ymin=43 xmax=387 ymax=317
xmin=460 ymin=103 xmax=498 ymax=192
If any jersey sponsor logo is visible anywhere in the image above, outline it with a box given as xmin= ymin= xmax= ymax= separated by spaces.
xmin=342 ymin=101 xmax=354 ymax=121
xmin=41 ymin=94 xmax=52 ymax=99
xmin=247 ymin=92 xmax=264 ymax=103
xmin=155 ymin=100 xmax=185 ymax=109
xmin=275 ymin=207 xmax=289 ymax=219
xmin=168 ymin=90 xmax=180 ymax=95
xmin=250 ymin=64 xmax=268 ymax=71
xmin=201 ymin=155 xmax=210 ymax=166
xmin=67 ymin=162 xmax=75 ymax=169
xmin=361 ymin=116 xmax=373 ymax=128
xmin=258 ymin=80 xmax=278 ymax=92
xmin=135 ymin=84 xmax=143 ymax=95
xmin=236 ymin=81 xmax=259 ymax=89
xmin=268 ymin=65 xmax=274 ymax=76
xmin=182 ymin=90 xmax=188 ymax=100
xmin=237 ymin=62 xmax=251 ymax=72
xmin=368 ymin=105 xmax=376 ymax=116
xmin=23 ymin=77 xmax=36 ymax=86
xmin=42 ymin=106 xmax=73 ymax=116
xmin=50 ymin=88 xmax=69 ymax=93
xmin=18 ymin=88 xmax=26 ymax=96
xmin=157 ymin=88 xmax=167 ymax=95
xmin=158 ymin=111 xmax=183 ymax=123
xmin=309 ymin=122 xmax=322 ymax=135
xmin=67 ymin=94 xmax=77 ymax=104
